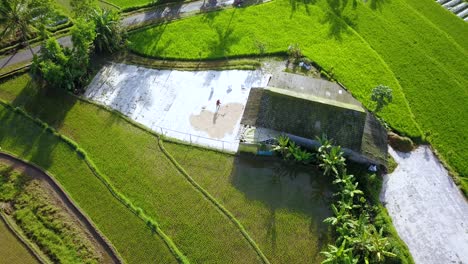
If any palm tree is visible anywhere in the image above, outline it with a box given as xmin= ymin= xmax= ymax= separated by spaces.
xmin=90 ymin=8 xmax=125 ymax=54
xmin=0 ymin=0 xmax=51 ymax=53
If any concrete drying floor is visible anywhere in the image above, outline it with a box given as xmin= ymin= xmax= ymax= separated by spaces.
xmin=85 ymin=63 xmax=270 ymax=152
xmin=381 ymin=146 xmax=468 ymax=264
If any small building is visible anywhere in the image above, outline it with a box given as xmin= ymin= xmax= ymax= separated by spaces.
xmin=240 ymin=72 xmax=388 ymax=166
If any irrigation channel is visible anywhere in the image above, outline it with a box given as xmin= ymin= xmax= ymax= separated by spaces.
xmin=230 ymin=154 xmax=334 ymax=259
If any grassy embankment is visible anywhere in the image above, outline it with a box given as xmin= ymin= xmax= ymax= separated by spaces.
xmin=0 ymin=74 xmax=266 ymax=264
xmin=128 ymin=0 xmax=468 ymax=193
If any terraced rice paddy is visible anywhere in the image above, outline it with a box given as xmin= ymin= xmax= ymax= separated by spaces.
xmin=0 ymin=101 xmax=177 ymax=264
xmin=163 ymin=142 xmax=334 ymax=263
xmin=0 ymin=74 xmax=263 ymax=263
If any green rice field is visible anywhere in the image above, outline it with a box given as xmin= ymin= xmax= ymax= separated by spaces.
xmin=0 ymin=102 xmax=177 ymax=264
xmin=0 ymin=71 xmax=414 ymax=263
xmin=0 ymin=217 xmax=38 ymax=264
xmin=0 ymin=74 xmax=262 ymax=264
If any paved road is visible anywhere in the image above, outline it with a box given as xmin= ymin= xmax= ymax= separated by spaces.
xmin=381 ymin=146 xmax=468 ymax=264
xmin=0 ymin=36 xmax=72 ymax=69
xmin=0 ymin=0 xmax=236 ymax=70
xmin=122 ymin=0 xmax=234 ymax=26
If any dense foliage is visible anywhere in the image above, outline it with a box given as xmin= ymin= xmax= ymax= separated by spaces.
xmin=371 ymin=85 xmax=393 ymax=112
xmin=90 ymin=8 xmax=126 ymax=54
xmin=0 ymin=0 xmax=52 ymax=49
xmin=31 ymin=5 xmax=125 ymax=91
xmin=31 ymin=19 xmax=96 ymax=91
xmin=273 ymin=136 xmax=403 ymax=263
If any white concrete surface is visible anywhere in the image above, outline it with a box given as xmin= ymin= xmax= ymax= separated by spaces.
xmin=85 ymin=63 xmax=270 ymax=152
xmin=381 ymin=146 xmax=468 ymax=264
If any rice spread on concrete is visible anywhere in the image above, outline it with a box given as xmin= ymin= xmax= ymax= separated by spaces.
xmin=381 ymin=146 xmax=468 ymax=264
xmin=85 ymin=63 xmax=270 ymax=152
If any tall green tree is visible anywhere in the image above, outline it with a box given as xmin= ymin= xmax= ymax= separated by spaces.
xmin=371 ymin=85 xmax=393 ymax=112
xmin=0 ymin=0 xmax=52 ymax=52
xmin=90 ymin=8 xmax=126 ymax=54
xmin=32 ymin=19 xmax=96 ymax=91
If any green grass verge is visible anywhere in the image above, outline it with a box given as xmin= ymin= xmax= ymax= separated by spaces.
xmin=0 ymin=102 xmax=178 ymax=263
xmin=0 ymin=73 xmax=264 ymax=264
xmin=0 ymin=214 xmax=39 ymax=264
xmin=120 ymin=52 xmax=262 ymax=70
xmin=0 ymin=163 xmax=103 ymax=263
xmin=128 ymin=0 xmax=468 ymax=188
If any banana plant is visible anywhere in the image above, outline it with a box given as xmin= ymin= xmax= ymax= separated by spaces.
xmin=319 ymin=145 xmax=346 ymax=177
xmin=273 ymin=134 xmax=290 ymax=159
xmin=292 ymin=148 xmax=313 ymax=164
xmin=321 ymin=240 xmax=359 ymax=264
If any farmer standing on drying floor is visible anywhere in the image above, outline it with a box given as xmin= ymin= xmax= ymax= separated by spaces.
xmin=216 ymin=99 xmax=221 ymax=111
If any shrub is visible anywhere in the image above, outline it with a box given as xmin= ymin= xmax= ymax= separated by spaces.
xmin=388 ymin=132 xmax=414 ymax=153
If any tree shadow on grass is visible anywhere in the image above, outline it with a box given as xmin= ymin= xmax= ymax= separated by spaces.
xmin=366 ymin=0 xmax=391 ymax=11
xmin=289 ymin=0 xmax=316 ymax=18
xmin=230 ymin=155 xmax=333 ymax=250
xmin=0 ymin=102 xmax=59 ymax=172
xmin=11 ymin=77 xmax=77 ymax=130
xmin=207 ymin=11 xmax=242 ymax=58
xmin=321 ymin=0 xmax=358 ymax=41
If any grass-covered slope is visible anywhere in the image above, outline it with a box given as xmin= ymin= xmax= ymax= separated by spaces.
xmin=129 ymin=0 xmax=468 ymax=189
xmin=0 ymin=74 xmax=263 ymax=264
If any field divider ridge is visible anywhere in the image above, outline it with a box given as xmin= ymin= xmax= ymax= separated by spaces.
xmin=158 ymin=138 xmax=271 ymax=264
xmin=0 ymin=100 xmax=189 ymax=264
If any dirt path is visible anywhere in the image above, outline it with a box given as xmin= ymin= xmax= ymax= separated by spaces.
xmin=0 ymin=152 xmax=122 ymax=264
xmin=380 ymin=146 xmax=468 ymax=264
